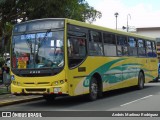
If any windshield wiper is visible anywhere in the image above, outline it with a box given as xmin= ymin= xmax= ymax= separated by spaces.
xmin=38 ymin=29 xmax=51 ymax=48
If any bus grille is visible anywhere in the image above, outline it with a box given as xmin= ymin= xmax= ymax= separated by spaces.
xmin=23 ymin=82 xmax=50 ymax=86
xmin=25 ymin=88 xmax=46 ymax=92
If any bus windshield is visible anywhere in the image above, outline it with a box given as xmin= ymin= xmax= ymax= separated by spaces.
xmin=12 ymin=31 xmax=64 ymax=69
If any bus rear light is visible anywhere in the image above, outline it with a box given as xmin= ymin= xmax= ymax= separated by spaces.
xmin=58 ymin=92 xmax=62 ymax=94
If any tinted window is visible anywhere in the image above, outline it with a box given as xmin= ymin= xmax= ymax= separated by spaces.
xmin=152 ymin=41 xmax=157 ymax=57
xmin=103 ymin=33 xmax=116 ymax=44
xmin=128 ymin=37 xmax=137 ymax=56
xmin=89 ymin=31 xmax=103 ymax=56
xmin=138 ymin=39 xmax=146 ymax=57
xmin=117 ymin=36 xmax=128 ymax=56
xmin=103 ymin=33 xmax=116 ymax=56
xmin=146 ymin=41 xmax=152 ymax=57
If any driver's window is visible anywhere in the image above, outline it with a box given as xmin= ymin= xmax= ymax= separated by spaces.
xmin=68 ymin=37 xmax=87 ymax=68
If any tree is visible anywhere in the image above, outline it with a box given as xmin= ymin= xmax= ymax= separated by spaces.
xmin=0 ymin=0 xmax=102 ymax=53
xmin=24 ymin=0 xmax=102 ymax=23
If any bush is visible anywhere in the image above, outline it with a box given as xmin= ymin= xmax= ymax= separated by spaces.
xmin=0 ymin=57 xmax=5 ymax=68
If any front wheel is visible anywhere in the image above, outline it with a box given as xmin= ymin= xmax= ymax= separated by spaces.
xmin=137 ymin=72 xmax=144 ymax=90
xmin=88 ymin=77 xmax=98 ymax=101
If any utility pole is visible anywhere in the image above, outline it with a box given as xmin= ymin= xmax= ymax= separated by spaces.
xmin=114 ymin=12 xmax=119 ymax=30
xmin=127 ymin=14 xmax=131 ymax=32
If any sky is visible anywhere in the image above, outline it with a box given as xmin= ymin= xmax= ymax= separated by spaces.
xmin=86 ymin=0 xmax=160 ymax=30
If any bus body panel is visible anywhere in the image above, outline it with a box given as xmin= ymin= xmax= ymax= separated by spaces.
xmin=68 ymin=56 xmax=158 ymax=96
xmin=11 ymin=70 xmax=68 ymax=95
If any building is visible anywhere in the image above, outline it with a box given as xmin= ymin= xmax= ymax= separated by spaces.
xmin=131 ymin=27 xmax=160 ymax=61
xmin=136 ymin=27 xmax=160 ymax=38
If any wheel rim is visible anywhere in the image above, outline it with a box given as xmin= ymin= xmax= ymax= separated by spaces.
xmin=91 ymin=82 xmax=98 ymax=99
xmin=139 ymin=74 xmax=144 ymax=88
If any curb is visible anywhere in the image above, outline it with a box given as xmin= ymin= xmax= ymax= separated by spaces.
xmin=0 ymin=96 xmax=43 ymax=107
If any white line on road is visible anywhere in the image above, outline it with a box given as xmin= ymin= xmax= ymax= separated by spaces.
xmin=120 ymin=95 xmax=153 ymax=107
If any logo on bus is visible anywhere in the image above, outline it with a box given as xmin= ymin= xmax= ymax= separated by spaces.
xmin=30 ymin=71 xmax=41 ymax=74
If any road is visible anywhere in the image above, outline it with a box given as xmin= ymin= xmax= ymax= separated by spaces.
xmin=1 ymin=82 xmax=160 ymax=119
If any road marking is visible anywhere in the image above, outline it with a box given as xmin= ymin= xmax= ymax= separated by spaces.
xmin=120 ymin=95 xmax=153 ymax=107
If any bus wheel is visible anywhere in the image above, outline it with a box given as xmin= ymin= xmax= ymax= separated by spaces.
xmin=88 ymin=77 xmax=98 ymax=101
xmin=137 ymin=72 xmax=144 ymax=90
xmin=43 ymin=94 xmax=55 ymax=102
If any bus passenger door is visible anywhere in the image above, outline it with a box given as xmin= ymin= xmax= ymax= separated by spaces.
xmin=67 ymin=36 xmax=87 ymax=96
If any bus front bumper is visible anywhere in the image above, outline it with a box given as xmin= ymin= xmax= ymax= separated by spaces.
xmin=11 ymin=84 xmax=68 ymax=95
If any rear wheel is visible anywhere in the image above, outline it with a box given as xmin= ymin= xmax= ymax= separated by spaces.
xmin=88 ymin=77 xmax=98 ymax=101
xmin=137 ymin=72 xmax=144 ymax=90
xmin=43 ymin=94 xmax=56 ymax=103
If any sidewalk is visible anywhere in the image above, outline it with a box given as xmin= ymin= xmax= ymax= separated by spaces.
xmin=0 ymin=84 xmax=43 ymax=107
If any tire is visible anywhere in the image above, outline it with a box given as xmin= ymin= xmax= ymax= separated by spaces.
xmin=137 ymin=72 xmax=144 ymax=90
xmin=88 ymin=77 xmax=98 ymax=101
xmin=43 ymin=94 xmax=55 ymax=103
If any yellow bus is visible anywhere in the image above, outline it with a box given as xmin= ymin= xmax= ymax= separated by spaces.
xmin=11 ymin=18 xmax=158 ymax=101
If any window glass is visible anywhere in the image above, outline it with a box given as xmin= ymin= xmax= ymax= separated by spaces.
xmin=12 ymin=31 xmax=64 ymax=69
xmin=152 ymin=41 xmax=157 ymax=57
xmin=103 ymin=33 xmax=116 ymax=56
xmin=128 ymin=37 xmax=137 ymax=56
xmin=89 ymin=31 xmax=103 ymax=56
xmin=128 ymin=37 xmax=136 ymax=47
xmin=89 ymin=42 xmax=103 ymax=56
xmin=152 ymin=41 xmax=156 ymax=50
xmin=68 ymin=37 xmax=87 ymax=68
xmin=146 ymin=41 xmax=152 ymax=57
xmin=117 ymin=46 xmax=122 ymax=56
xmin=90 ymin=31 xmax=102 ymax=42
xmin=117 ymin=36 xmax=128 ymax=56
xmin=138 ymin=39 xmax=146 ymax=57
xmin=68 ymin=38 xmax=86 ymax=57
xmin=138 ymin=39 xmax=144 ymax=48
xmin=103 ymin=33 xmax=116 ymax=44
xmin=117 ymin=36 xmax=127 ymax=46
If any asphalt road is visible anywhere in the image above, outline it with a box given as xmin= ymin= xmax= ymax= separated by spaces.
xmin=1 ymin=82 xmax=160 ymax=119
xmin=1 ymin=82 xmax=160 ymax=111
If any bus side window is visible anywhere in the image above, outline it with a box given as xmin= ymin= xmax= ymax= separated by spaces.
xmin=128 ymin=37 xmax=137 ymax=56
xmin=89 ymin=31 xmax=103 ymax=56
xmin=146 ymin=41 xmax=152 ymax=57
xmin=103 ymin=32 xmax=116 ymax=56
xmin=117 ymin=36 xmax=128 ymax=56
xmin=152 ymin=41 xmax=157 ymax=57
xmin=138 ymin=39 xmax=146 ymax=57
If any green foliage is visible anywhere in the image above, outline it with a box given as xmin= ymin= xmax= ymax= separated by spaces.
xmin=0 ymin=57 xmax=5 ymax=67
xmin=0 ymin=0 xmax=102 ymax=54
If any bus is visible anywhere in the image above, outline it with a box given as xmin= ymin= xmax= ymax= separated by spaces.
xmin=11 ymin=18 xmax=158 ymax=101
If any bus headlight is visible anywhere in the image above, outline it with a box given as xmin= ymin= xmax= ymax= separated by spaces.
xmin=54 ymin=81 xmax=58 ymax=85
xmin=54 ymin=87 xmax=61 ymax=93
xmin=60 ymin=80 xmax=64 ymax=84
